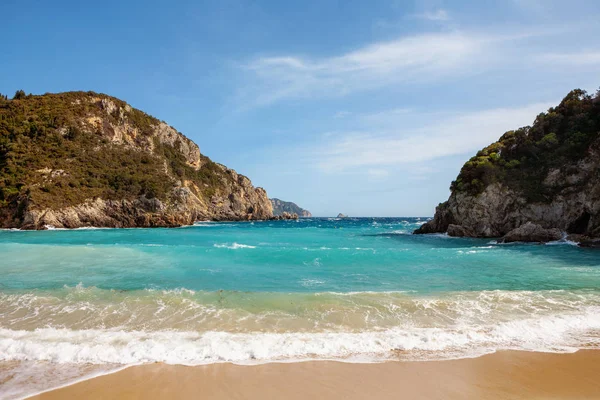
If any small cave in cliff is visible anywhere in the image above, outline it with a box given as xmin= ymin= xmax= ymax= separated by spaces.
xmin=567 ymin=211 xmax=591 ymax=234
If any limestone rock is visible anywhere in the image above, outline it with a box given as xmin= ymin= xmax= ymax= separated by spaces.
xmin=500 ymin=222 xmax=563 ymax=243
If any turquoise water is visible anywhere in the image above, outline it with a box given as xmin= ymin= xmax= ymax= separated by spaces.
xmin=2 ymin=218 xmax=599 ymax=293
xmin=1 ymin=218 xmax=600 ymax=398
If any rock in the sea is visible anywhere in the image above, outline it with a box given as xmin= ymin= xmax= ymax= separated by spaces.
xmin=500 ymin=222 xmax=563 ymax=243
xmin=579 ymin=239 xmax=600 ymax=248
xmin=271 ymin=211 xmax=298 ymax=220
xmin=337 ymin=213 xmax=348 ymax=218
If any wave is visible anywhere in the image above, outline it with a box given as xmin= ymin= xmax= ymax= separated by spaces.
xmin=1 ymin=288 xmax=599 ymax=346
xmin=1 ymin=304 xmax=599 ymax=366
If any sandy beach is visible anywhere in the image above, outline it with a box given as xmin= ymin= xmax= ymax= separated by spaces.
xmin=28 ymin=350 xmax=600 ymax=400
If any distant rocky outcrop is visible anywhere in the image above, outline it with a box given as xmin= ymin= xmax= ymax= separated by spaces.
xmin=337 ymin=213 xmax=348 ymax=218
xmin=270 ymin=198 xmax=311 ymax=217
xmin=0 ymin=91 xmax=275 ymax=229
xmin=271 ymin=211 xmax=299 ymax=220
xmin=415 ymin=88 xmax=600 ymax=244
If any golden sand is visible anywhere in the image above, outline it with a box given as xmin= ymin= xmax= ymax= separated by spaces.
xmin=29 ymin=350 xmax=600 ymax=400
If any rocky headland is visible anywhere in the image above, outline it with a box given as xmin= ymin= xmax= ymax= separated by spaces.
xmin=270 ymin=198 xmax=311 ymax=218
xmin=0 ymin=90 xmax=294 ymax=229
xmin=415 ymin=88 xmax=600 ymax=246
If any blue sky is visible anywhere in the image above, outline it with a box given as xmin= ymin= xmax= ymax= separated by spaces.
xmin=1 ymin=0 xmax=599 ymax=216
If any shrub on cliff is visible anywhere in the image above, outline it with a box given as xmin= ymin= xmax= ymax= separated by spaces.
xmin=451 ymin=88 xmax=600 ymax=202
xmin=0 ymin=91 xmax=231 ymax=209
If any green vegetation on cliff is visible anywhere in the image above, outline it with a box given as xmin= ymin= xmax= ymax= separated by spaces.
xmin=450 ymin=89 xmax=600 ymax=202
xmin=0 ymin=91 xmax=232 ymax=211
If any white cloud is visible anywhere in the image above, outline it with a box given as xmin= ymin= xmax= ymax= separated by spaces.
xmin=313 ymin=102 xmax=555 ymax=172
xmin=540 ymin=51 xmax=600 ymax=66
xmin=240 ymin=31 xmax=501 ymax=107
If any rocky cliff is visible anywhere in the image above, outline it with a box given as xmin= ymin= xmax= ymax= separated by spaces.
xmin=0 ymin=91 xmax=275 ymax=229
xmin=270 ymin=198 xmax=312 ymax=217
xmin=415 ymin=88 xmax=600 ymax=243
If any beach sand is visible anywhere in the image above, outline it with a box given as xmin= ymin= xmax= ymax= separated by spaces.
xmin=29 ymin=350 xmax=600 ymax=400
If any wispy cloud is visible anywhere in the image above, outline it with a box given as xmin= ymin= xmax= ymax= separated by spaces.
xmin=236 ymin=28 xmax=550 ymax=108
xmin=313 ymin=102 xmax=555 ymax=172
xmin=238 ymin=31 xmax=509 ymax=107
xmin=540 ymin=51 xmax=600 ymax=66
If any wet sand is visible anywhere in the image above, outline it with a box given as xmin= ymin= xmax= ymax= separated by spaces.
xmin=29 ymin=350 xmax=600 ymax=400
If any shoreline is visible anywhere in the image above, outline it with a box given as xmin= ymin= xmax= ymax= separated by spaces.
xmin=27 ymin=350 xmax=600 ymax=400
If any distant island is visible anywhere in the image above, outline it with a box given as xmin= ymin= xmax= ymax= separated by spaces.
xmin=415 ymin=88 xmax=599 ymax=247
xmin=270 ymin=198 xmax=312 ymax=217
xmin=0 ymin=90 xmax=296 ymax=229
xmin=337 ymin=213 xmax=348 ymax=218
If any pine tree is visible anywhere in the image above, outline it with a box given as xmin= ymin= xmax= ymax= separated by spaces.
xmin=13 ymin=90 xmax=26 ymax=100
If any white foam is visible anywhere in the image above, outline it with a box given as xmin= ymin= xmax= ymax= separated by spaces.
xmin=1 ymin=306 xmax=599 ymax=367
xmin=299 ymin=279 xmax=325 ymax=287
xmin=213 ymin=243 xmax=256 ymax=249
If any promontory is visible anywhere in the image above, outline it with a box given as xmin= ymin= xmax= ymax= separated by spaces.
xmin=415 ymin=88 xmax=599 ymax=245
xmin=0 ymin=90 xmax=279 ymax=229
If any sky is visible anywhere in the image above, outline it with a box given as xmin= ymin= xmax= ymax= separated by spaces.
xmin=1 ymin=0 xmax=599 ymax=217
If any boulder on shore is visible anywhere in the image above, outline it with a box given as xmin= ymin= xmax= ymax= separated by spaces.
xmin=500 ymin=222 xmax=562 ymax=243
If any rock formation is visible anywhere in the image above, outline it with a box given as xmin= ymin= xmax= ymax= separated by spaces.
xmin=414 ymin=88 xmax=600 ymax=244
xmin=0 ymin=91 xmax=275 ymax=229
xmin=270 ymin=198 xmax=311 ymax=217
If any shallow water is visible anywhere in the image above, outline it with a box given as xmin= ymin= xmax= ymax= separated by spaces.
xmin=1 ymin=218 xmax=600 ymax=398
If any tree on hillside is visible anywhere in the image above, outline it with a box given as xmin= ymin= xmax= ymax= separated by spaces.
xmin=13 ymin=90 xmax=26 ymax=100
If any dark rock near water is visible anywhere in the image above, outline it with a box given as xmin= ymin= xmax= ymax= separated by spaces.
xmin=270 ymin=211 xmax=298 ymax=220
xmin=500 ymin=222 xmax=562 ymax=243
xmin=447 ymin=224 xmax=473 ymax=238
xmin=579 ymin=239 xmax=600 ymax=248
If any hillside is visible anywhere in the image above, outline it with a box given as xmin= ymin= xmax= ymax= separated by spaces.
xmin=415 ymin=88 xmax=600 ymax=242
xmin=0 ymin=90 xmax=274 ymax=229
xmin=270 ymin=198 xmax=312 ymax=217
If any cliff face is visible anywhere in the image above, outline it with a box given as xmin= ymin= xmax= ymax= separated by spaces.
xmin=415 ymin=88 xmax=600 ymax=241
xmin=0 ymin=91 xmax=274 ymax=229
xmin=270 ymin=198 xmax=312 ymax=217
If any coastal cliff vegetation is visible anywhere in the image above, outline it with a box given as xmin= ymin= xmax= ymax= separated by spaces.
xmin=450 ymin=89 xmax=600 ymax=203
xmin=415 ymin=88 xmax=600 ymax=243
xmin=0 ymin=90 xmax=274 ymax=228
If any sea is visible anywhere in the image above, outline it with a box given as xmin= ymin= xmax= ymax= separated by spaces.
xmin=1 ymin=217 xmax=600 ymax=398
